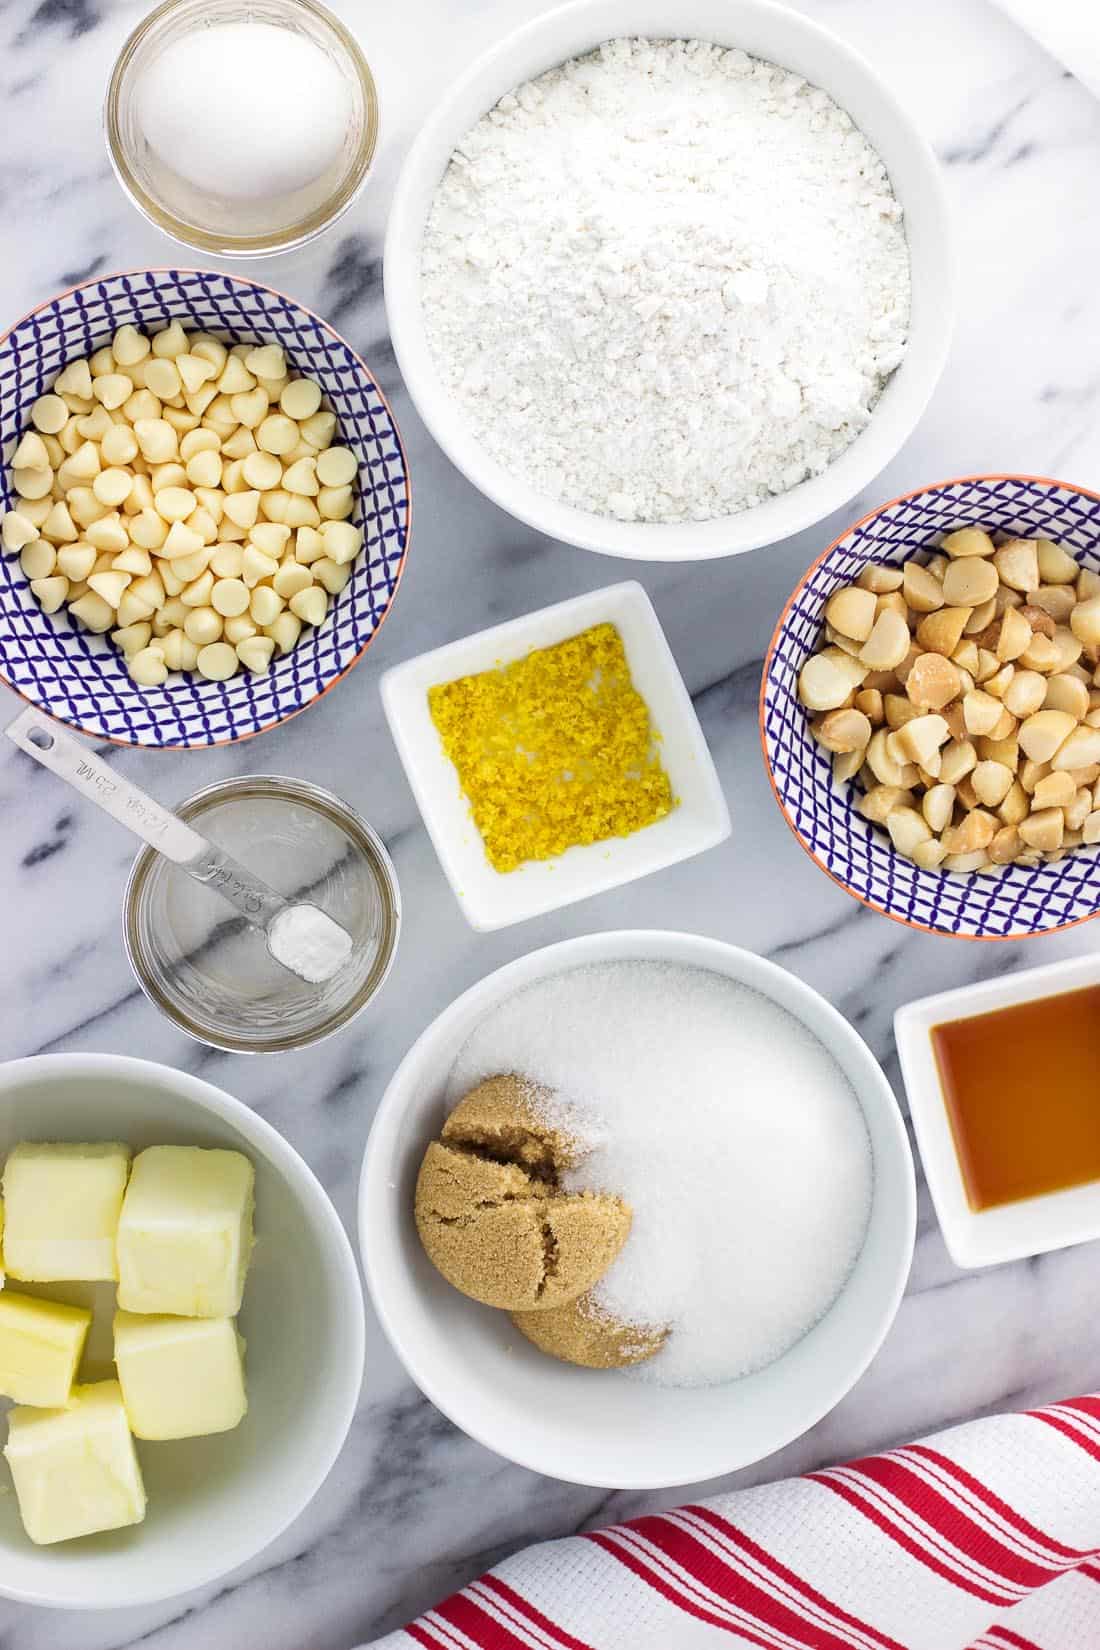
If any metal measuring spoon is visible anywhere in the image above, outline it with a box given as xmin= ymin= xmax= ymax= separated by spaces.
xmin=6 ymin=706 xmax=354 ymax=986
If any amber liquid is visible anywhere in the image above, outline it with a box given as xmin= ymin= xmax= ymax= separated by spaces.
xmin=931 ymin=985 xmax=1100 ymax=1211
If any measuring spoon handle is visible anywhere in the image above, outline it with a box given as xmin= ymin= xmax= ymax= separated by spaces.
xmin=5 ymin=707 xmax=287 ymax=930
xmin=6 ymin=706 xmax=207 ymax=862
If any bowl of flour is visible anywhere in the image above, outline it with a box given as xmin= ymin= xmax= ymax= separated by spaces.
xmin=359 ymin=930 xmax=915 ymax=1488
xmin=385 ymin=0 xmax=953 ymax=560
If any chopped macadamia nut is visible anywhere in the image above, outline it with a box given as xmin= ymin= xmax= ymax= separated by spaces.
xmin=799 ymin=525 xmax=1100 ymax=875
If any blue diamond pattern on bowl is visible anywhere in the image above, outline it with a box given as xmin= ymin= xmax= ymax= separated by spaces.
xmin=762 ymin=475 xmax=1100 ymax=940
xmin=0 ymin=269 xmax=409 ymax=748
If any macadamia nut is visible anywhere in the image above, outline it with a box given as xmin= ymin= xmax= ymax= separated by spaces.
xmin=799 ymin=528 xmax=1100 ymax=875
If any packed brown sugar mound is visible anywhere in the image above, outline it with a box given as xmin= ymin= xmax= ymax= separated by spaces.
xmin=513 ymin=1294 xmax=668 ymax=1370
xmin=415 ymin=1077 xmax=631 ymax=1313
xmin=440 ymin=1073 xmax=584 ymax=1175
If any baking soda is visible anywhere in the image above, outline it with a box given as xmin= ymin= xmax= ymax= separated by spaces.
xmin=422 ymin=37 xmax=911 ymax=524
xmin=448 ymin=962 xmax=873 ymax=1387
xmin=267 ymin=903 xmax=353 ymax=985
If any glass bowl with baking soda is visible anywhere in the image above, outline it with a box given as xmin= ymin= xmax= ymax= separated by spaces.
xmin=124 ymin=775 xmax=400 ymax=1051
xmin=105 ymin=0 xmax=378 ymax=257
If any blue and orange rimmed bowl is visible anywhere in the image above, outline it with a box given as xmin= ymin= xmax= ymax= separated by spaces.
xmin=0 ymin=269 xmax=410 ymax=748
xmin=761 ymin=474 xmax=1100 ymax=941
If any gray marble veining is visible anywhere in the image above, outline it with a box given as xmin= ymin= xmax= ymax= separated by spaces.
xmin=2 ymin=0 xmax=1100 ymax=1643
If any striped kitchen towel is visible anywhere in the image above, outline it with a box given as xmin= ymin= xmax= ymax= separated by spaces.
xmin=365 ymin=1395 xmax=1100 ymax=1649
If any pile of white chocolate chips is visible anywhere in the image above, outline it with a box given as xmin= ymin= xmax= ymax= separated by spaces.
xmin=800 ymin=527 xmax=1100 ymax=872
xmin=1 ymin=322 xmax=362 ymax=687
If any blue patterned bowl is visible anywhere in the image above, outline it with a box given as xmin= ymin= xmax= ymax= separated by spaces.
xmin=761 ymin=475 xmax=1100 ymax=941
xmin=0 ymin=269 xmax=410 ymax=748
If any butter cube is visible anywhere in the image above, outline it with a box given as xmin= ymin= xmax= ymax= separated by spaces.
xmin=0 ymin=1291 xmax=91 ymax=1406
xmin=117 ymin=1147 xmax=254 ymax=1317
xmin=2 ymin=1142 xmax=131 ymax=1281
xmin=4 ymin=1380 xmax=146 ymax=1544
xmin=114 ymin=1311 xmax=247 ymax=1439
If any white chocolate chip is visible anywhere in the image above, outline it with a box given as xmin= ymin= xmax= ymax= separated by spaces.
xmin=265 ymin=611 xmax=302 ymax=653
xmin=31 ymin=574 xmax=69 ymax=613
xmin=315 ymin=446 xmax=356 ymax=487
xmin=272 ymin=562 xmax=313 ymax=600
xmin=112 ymin=325 xmax=151 ymax=367
xmin=317 ymin=484 xmax=353 ymax=521
xmin=20 ymin=540 xmax=56 ymax=580
xmin=211 ymin=577 xmax=250 ymax=617
xmin=237 ymin=635 xmax=276 ymax=673
xmin=183 ymin=605 xmax=222 ymax=645
xmin=12 ymin=431 xmax=50 ymax=470
xmin=69 ymin=591 xmax=116 ymax=632
xmin=13 ymin=466 xmax=53 ymax=500
xmin=196 ymin=641 xmax=239 ymax=681
xmin=289 ymin=585 xmax=327 ymax=627
xmin=280 ymin=379 xmax=322 ymax=420
xmin=249 ymin=584 xmax=284 ymax=626
xmin=244 ymin=343 xmax=286 ymax=380
xmin=2 ymin=510 xmax=38 ymax=552
xmin=31 ymin=394 xmax=68 ymax=434
xmin=241 ymin=451 xmax=282 ymax=491
xmin=92 ymin=374 xmax=133 ymax=411
xmin=321 ymin=520 xmax=361 ymax=565
xmin=129 ymin=646 xmax=170 ymax=686
xmin=93 ymin=468 xmax=134 ymax=508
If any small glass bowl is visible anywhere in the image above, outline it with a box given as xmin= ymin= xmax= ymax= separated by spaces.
xmin=124 ymin=775 xmax=400 ymax=1052
xmin=105 ymin=0 xmax=379 ymax=258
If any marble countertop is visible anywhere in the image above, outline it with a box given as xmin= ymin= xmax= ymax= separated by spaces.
xmin=2 ymin=0 xmax=1100 ymax=1643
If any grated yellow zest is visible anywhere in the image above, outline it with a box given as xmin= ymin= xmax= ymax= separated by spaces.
xmin=428 ymin=623 xmax=677 ymax=874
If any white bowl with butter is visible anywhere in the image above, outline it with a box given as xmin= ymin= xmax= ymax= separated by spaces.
xmin=0 ymin=1053 xmax=365 ymax=1609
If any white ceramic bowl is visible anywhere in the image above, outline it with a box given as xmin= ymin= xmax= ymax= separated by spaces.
xmin=384 ymin=0 xmax=953 ymax=562
xmin=359 ymin=931 xmax=915 ymax=1489
xmin=0 ymin=1054 xmax=365 ymax=1609
xmin=380 ymin=582 xmax=730 ymax=929
xmin=896 ymin=953 xmax=1100 ymax=1269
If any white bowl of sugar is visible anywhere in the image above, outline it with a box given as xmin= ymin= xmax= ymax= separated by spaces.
xmin=384 ymin=0 xmax=953 ymax=561
xmin=359 ymin=931 xmax=915 ymax=1489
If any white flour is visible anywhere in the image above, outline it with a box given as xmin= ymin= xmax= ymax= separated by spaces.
xmin=421 ymin=37 xmax=911 ymax=524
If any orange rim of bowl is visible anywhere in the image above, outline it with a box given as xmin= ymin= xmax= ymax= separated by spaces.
xmin=0 ymin=267 xmax=411 ymax=751
xmin=758 ymin=471 xmax=1100 ymax=943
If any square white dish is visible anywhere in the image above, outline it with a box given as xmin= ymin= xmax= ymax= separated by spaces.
xmin=895 ymin=953 xmax=1100 ymax=1268
xmin=380 ymin=581 xmax=730 ymax=930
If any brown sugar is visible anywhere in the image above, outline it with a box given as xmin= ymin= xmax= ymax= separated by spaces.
xmin=512 ymin=1293 xmax=668 ymax=1370
xmin=441 ymin=1074 xmax=584 ymax=1175
xmin=414 ymin=1079 xmax=631 ymax=1312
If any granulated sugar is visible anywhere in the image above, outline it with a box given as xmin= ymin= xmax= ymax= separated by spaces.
xmin=448 ymin=962 xmax=873 ymax=1387
xmin=422 ymin=37 xmax=910 ymax=524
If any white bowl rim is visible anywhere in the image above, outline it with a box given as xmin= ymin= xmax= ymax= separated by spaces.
xmin=383 ymin=0 xmax=955 ymax=562
xmin=359 ymin=928 xmax=916 ymax=1488
xmin=0 ymin=1051 xmax=366 ymax=1610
